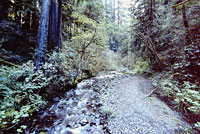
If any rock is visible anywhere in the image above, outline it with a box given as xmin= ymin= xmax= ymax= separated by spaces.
xmin=80 ymin=119 xmax=88 ymax=126
xmin=53 ymin=97 xmax=59 ymax=102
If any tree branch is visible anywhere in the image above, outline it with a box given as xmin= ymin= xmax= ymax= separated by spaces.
xmin=166 ymin=0 xmax=190 ymax=9
xmin=81 ymin=29 xmax=96 ymax=59
xmin=0 ymin=59 xmax=18 ymax=67
xmin=84 ymin=28 xmax=96 ymax=50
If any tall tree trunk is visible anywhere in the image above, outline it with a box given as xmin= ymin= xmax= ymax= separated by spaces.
xmin=113 ymin=0 xmax=115 ymax=22
xmin=117 ymin=0 xmax=120 ymax=27
xmin=0 ymin=0 xmax=10 ymax=21
xmin=149 ymin=0 xmax=153 ymax=23
xmin=48 ymin=0 xmax=62 ymax=52
xmin=35 ymin=0 xmax=51 ymax=70
xmin=182 ymin=3 xmax=190 ymax=44
xmin=23 ymin=11 xmax=31 ymax=32
xmin=148 ymin=0 xmax=154 ymax=40
xmin=105 ymin=0 xmax=108 ymax=22
xmin=48 ymin=0 xmax=59 ymax=51
xmin=32 ymin=0 xmax=39 ymax=35
xmin=56 ymin=0 xmax=62 ymax=52
xmin=15 ymin=0 xmax=23 ymax=29
xmin=110 ymin=0 xmax=113 ymax=22
xmin=18 ymin=11 xmax=22 ymax=28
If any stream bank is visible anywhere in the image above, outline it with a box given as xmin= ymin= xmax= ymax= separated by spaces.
xmin=24 ymin=71 xmax=197 ymax=134
xmin=26 ymin=71 xmax=126 ymax=134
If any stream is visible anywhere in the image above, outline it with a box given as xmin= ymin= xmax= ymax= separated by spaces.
xmin=26 ymin=71 xmax=125 ymax=134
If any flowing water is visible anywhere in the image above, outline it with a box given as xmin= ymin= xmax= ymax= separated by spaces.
xmin=26 ymin=73 xmax=120 ymax=134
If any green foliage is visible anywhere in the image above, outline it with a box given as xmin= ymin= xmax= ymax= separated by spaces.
xmin=121 ymin=54 xmax=150 ymax=74
xmin=58 ymin=43 xmax=90 ymax=82
xmin=102 ymin=106 xmax=116 ymax=119
xmin=0 ymin=63 xmax=46 ymax=130
xmin=72 ymin=12 xmax=96 ymax=28
xmin=77 ymin=0 xmax=104 ymax=22
xmin=0 ymin=49 xmax=91 ymax=131
xmin=160 ymin=78 xmax=200 ymax=115
xmin=195 ymin=122 xmax=200 ymax=130
xmin=95 ymin=22 xmax=110 ymax=47
xmin=159 ymin=76 xmax=200 ymax=130
xmin=63 ymin=9 xmax=113 ymax=75
xmin=65 ymin=32 xmax=116 ymax=76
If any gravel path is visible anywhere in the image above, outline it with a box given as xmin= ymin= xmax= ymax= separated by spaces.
xmin=101 ymin=73 xmax=196 ymax=134
xmin=27 ymin=71 xmax=197 ymax=134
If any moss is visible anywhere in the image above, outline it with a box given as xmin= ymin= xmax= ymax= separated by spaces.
xmin=39 ymin=132 xmax=47 ymax=134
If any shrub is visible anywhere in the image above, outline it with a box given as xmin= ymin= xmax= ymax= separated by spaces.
xmin=160 ymin=78 xmax=200 ymax=115
xmin=121 ymin=53 xmax=150 ymax=74
xmin=62 ymin=21 xmax=116 ymax=76
xmin=0 ymin=63 xmax=46 ymax=130
xmin=158 ymin=75 xmax=200 ymax=131
xmin=83 ymin=45 xmax=119 ymax=75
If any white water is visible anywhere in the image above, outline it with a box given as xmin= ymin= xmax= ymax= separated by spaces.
xmin=27 ymin=79 xmax=106 ymax=134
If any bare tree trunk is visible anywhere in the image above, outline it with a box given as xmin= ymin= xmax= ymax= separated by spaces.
xmin=113 ymin=0 xmax=116 ymax=22
xmin=48 ymin=0 xmax=62 ymax=52
xmin=32 ymin=0 xmax=39 ymax=35
xmin=105 ymin=0 xmax=108 ymax=22
xmin=181 ymin=3 xmax=190 ymax=44
xmin=149 ymin=0 xmax=153 ymax=22
xmin=24 ymin=10 xmax=31 ymax=32
xmin=35 ymin=0 xmax=51 ymax=70
xmin=110 ymin=0 xmax=113 ymax=22
xmin=15 ymin=0 xmax=23 ymax=29
xmin=117 ymin=0 xmax=120 ymax=27
xmin=18 ymin=11 xmax=22 ymax=28
xmin=0 ymin=0 xmax=10 ymax=21
xmin=56 ymin=0 xmax=62 ymax=52
xmin=48 ymin=0 xmax=59 ymax=51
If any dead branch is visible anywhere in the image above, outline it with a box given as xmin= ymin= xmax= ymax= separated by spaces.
xmin=146 ymin=86 xmax=160 ymax=97
xmin=0 ymin=59 xmax=18 ymax=67
xmin=166 ymin=0 xmax=190 ymax=10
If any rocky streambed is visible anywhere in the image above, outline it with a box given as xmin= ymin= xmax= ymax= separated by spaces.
xmin=26 ymin=71 xmax=126 ymax=134
xmin=25 ymin=71 xmax=197 ymax=134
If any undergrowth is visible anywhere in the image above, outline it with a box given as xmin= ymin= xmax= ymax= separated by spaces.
xmin=121 ymin=53 xmax=150 ymax=74
xmin=152 ymin=73 xmax=200 ymax=131
xmin=0 ymin=50 xmax=88 ymax=132
xmin=0 ymin=63 xmax=46 ymax=131
xmin=0 ymin=20 xmax=117 ymax=133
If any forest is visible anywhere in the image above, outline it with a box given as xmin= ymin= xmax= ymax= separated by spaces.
xmin=0 ymin=0 xmax=200 ymax=133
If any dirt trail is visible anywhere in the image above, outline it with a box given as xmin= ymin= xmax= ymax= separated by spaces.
xmin=101 ymin=72 xmax=196 ymax=134
xmin=29 ymin=71 xmax=197 ymax=134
